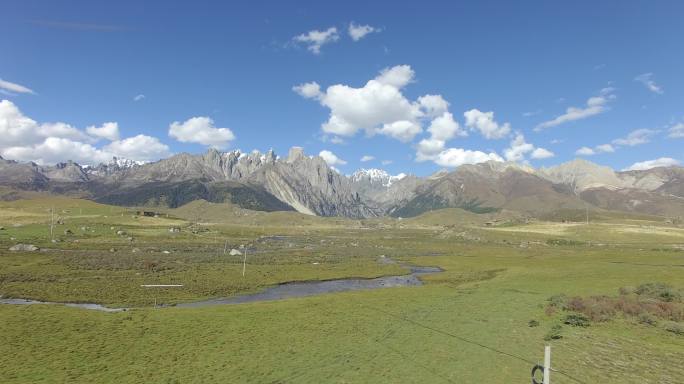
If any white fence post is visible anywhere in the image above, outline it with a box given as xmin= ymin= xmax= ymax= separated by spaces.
xmin=543 ymin=345 xmax=551 ymax=384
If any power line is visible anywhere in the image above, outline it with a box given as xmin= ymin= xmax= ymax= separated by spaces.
xmin=363 ymin=305 xmax=589 ymax=384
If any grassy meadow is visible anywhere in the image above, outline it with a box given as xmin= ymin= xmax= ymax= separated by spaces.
xmin=1 ymin=196 xmax=683 ymax=383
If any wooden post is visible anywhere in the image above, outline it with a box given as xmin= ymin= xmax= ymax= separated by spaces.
xmin=242 ymin=247 xmax=247 ymax=277
xmin=543 ymin=345 xmax=551 ymax=384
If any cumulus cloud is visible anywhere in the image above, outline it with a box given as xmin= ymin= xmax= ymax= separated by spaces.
xmin=378 ymin=120 xmax=422 ymax=142
xmin=503 ymin=133 xmax=554 ymax=162
xmin=634 ymin=73 xmax=663 ymax=94
xmin=293 ymin=27 xmax=339 ymax=54
xmin=624 ymin=157 xmax=679 ymax=171
xmin=0 ymin=99 xmax=170 ymax=165
xmin=531 ymin=147 xmax=555 ymax=159
xmin=168 ymin=116 xmax=235 ymax=148
xmin=374 ymin=65 xmax=415 ymax=88
xmin=295 ymin=65 xmax=422 ymax=139
xmin=0 ymin=78 xmax=35 ymax=95
xmin=103 ymin=134 xmax=171 ymax=162
xmin=667 ymin=122 xmax=684 ymax=139
xmin=348 ymin=22 xmax=379 ymax=41
xmin=504 ymin=133 xmax=535 ymax=162
xmin=0 ymin=99 xmax=91 ymax=146
xmin=86 ymin=122 xmax=120 ymax=141
xmin=416 ymin=112 xmax=467 ymax=162
xmin=433 ymin=148 xmax=503 ymax=168
xmin=360 ymin=155 xmax=375 ymax=162
xmin=292 ymin=82 xmax=322 ymax=99
xmin=318 ymin=150 xmax=347 ymax=166
xmin=133 ymin=94 xmax=145 ymax=101
xmin=464 ymin=109 xmax=511 ymax=139
xmin=575 ymin=144 xmax=615 ymax=156
xmin=535 ymin=88 xmax=615 ymax=131
xmin=612 ymin=128 xmax=656 ymax=147
xmin=418 ymin=95 xmax=450 ymax=118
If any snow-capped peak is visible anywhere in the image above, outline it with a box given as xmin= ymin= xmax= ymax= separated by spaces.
xmin=351 ymin=168 xmax=407 ymax=187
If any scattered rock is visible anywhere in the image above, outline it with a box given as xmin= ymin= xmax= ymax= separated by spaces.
xmin=0 ymin=226 xmax=5 ymax=230
xmin=64 ymin=229 xmax=73 ymax=235
xmin=168 ymin=227 xmax=181 ymax=233
xmin=162 ymin=250 xmax=171 ymax=254
xmin=80 ymin=226 xmax=88 ymax=231
xmin=109 ymin=248 xmax=116 ymax=252
xmin=229 ymin=249 xmax=242 ymax=256
xmin=131 ymin=248 xmax=140 ymax=253
xmin=116 ymin=230 xmax=126 ymax=236
xmin=9 ymin=244 xmax=39 ymax=252
xmin=127 ymin=237 xmax=134 ymax=242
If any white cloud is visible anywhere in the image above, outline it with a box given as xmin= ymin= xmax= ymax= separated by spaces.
xmin=378 ymin=120 xmax=422 ymax=142
xmin=575 ymin=143 xmax=614 ymax=156
xmin=133 ymin=94 xmax=145 ymax=101
xmin=381 ymin=160 xmax=393 ymax=165
xmin=374 ymin=65 xmax=415 ymax=88
xmin=427 ymin=112 xmax=464 ymax=141
xmin=595 ymin=144 xmax=615 ymax=153
xmin=433 ymin=148 xmax=503 ymax=168
xmin=416 ymin=112 xmax=467 ymax=162
xmin=293 ymin=27 xmax=339 ymax=54
xmin=535 ymin=89 xmax=615 ymax=131
xmin=104 ymin=134 xmax=171 ymax=162
xmin=0 ymin=99 xmax=170 ymax=165
xmin=504 ymin=133 xmax=535 ymax=162
xmin=576 ymin=146 xmax=596 ymax=156
xmin=463 ymin=109 xmax=511 ymax=139
xmin=360 ymin=155 xmax=375 ymax=162
xmin=667 ymin=122 xmax=684 ymax=139
xmin=3 ymin=138 xmax=111 ymax=165
xmin=0 ymin=99 xmax=91 ymax=146
xmin=348 ymin=22 xmax=378 ymax=41
xmin=531 ymin=147 xmax=554 ymax=159
xmin=0 ymin=78 xmax=35 ymax=95
xmin=86 ymin=122 xmax=120 ymax=141
xmin=634 ymin=73 xmax=663 ymax=94
xmin=318 ymin=150 xmax=347 ymax=166
xmin=418 ymin=95 xmax=450 ymax=118
xmin=612 ymin=128 xmax=656 ymax=147
xmin=624 ymin=157 xmax=679 ymax=171
xmin=296 ymin=65 xmax=421 ymax=138
xmin=168 ymin=116 xmax=235 ymax=148
xmin=292 ymin=82 xmax=322 ymax=99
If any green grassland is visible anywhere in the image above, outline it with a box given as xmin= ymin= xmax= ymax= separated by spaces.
xmin=1 ymin=196 xmax=683 ymax=383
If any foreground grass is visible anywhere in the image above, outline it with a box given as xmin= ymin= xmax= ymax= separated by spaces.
xmin=1 ymin=198 xmax=684 ymax=383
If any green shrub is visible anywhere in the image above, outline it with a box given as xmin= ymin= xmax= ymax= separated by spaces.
xmin=543 ymin=325 xmax=563 ymax=341
xmin=528 ymin=320 xmax=539 ymax=327
xmin=638 ymin=313 xmax=658 ymax=326
xmin=619 ymin=286 xmax=636 ymax=295
xmin=547 ymin=294 xmax=568 ymax=308
xmin=564 ymin=313 xmax=590 ymax=327
xmin=664 ymin=322 xmax=684 ymax=335
xmin=636 ymin=283 xmax=681 ymax=302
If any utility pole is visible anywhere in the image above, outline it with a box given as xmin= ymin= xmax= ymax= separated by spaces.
xmin=543 ymin=345 xmax=551 ymax=384
xmin=50 ymin=206 xmax=54 ymax=241
xmin=531 ymin=345 xmax=551 ymax=384
xmin=242 ymin=247 xmax=248 ymax=277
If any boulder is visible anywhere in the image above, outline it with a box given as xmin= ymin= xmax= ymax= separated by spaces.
xmin=229 ymin=249 xmax=242 ymax=256
xmin=9 ymin=244 xmax=39 ymax=252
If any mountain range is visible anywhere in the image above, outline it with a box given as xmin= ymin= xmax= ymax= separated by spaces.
xmin=1 ymin=147 xmax=683 ymax=219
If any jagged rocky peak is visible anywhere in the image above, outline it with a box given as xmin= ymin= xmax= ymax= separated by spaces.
xmin=351 ymin=168 xmax=407 ymax=188
xmin=286 ymin=146 xmax=307 ymax=163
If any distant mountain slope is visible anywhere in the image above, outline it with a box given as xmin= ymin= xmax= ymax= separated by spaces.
xmin=1 ymin=152 xmax=683 ymax=219
xmin=389 ymin=162 xmax=586 ymax=217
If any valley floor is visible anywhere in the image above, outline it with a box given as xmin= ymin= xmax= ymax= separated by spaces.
xmin=0 ymin=198 xmax=683 ymax=383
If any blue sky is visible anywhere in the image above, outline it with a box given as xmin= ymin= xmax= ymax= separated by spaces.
xmin=1 ymin=0 xmax=683 ymax=175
